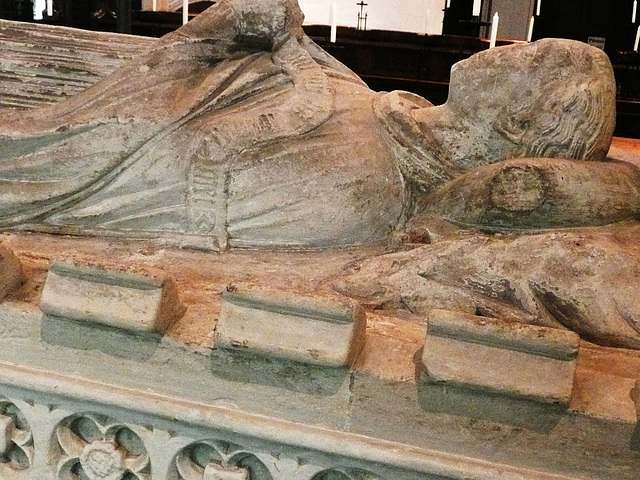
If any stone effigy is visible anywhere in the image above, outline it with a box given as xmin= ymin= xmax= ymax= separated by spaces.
xmin=334 ymin=227 xmax=640 ymax=350
xmin=0 ymin=0 xmax=629 ymax=250
xmin=0 ymin=0 xmax=404 ymax=251
xmin=0 ymin=0 xmax=638 ymax=352
xmin=0 ymin=2 xmax=639 ymax=479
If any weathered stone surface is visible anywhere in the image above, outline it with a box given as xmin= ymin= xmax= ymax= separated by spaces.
xmin=427 ymin=309 xmax=580 ymax=360
xmin=203 ymin=462 xmax=249 ymax=480
xmin=632 ymin=380 xmax=640 ymax=417
xmin=0 ymin=1 xmax=627 ymax=249
xmin=0 ymin=0 xmax=405 ymax=250
xmin=0 ymin=4 xmax=637 ymax=475
xmin=378 ymin=38 xmax=616 ymax=194
xmin=422 ymin=309 xmax=579 ymax=404
xmin=9 ymin=357 xmax=637 ymax=480
xmin=3 ymin=225 xmax=638 ymax=424
xmin=39 ymin=261 xmax=185 ymax=334
xmin=0 ymin=244 xmax=22 ymax=301
xmin=572 ymin=360 xmax=639 ymax=423
xmin=0 ymin=20 xmax=154 ymax=109
xmin=0 ymin=229 xmax=639 ymax=477
xmin=335 ymin=227 xmax=640 ymax=350
xmin=422 ymin=157 xmax=640 ymax=230
xmin=216 ymin=289 xmax=366 ymax=366
xmin=0 ymin=413 xmax=14 ymax=456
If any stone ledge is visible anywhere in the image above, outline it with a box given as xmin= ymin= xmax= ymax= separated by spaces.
xmin=216 ymin=289 xmax=366 ymax=367
xmin=39 ymin=261 xmax=185 ymax=335
xmin=0 ymin=361 xmax=588 ymax=480
xmin=422 ymin=310 xmax=579 ymax=405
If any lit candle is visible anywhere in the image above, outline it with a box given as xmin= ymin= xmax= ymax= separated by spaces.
xmin=330 ymin=1 xmax=337 ymax=43
xmin=152 ymin=0 xmax=157 ymax=12
xmin=527 ymin=15 xmax=534 ymax=42
xmin=472 ymin=0 xmax=481 ymax=17
xmin=633 ymin=0 xmax=637 ymax=23
xmin=183 ymin=0 xmax=188 ymax=24
xmin=446 ymin=0 xmax=451 ymax=8
xmin=33 ymin=0 xmax=45 ymax=20
xmin=425 ymin=7 xmax=431 ymax=34
xmin=635 ymin=24 xmax=640 ymax=51
xmin=489 ymin=12 xmax=499 ymax=48
xmin=47 ymin=0 xmax=53 ymax=17
xmin=536 ymin=0 xmax=541 ymax=16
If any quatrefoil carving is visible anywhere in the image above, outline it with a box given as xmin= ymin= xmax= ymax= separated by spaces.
xmin=55 ymin=414 xmax=150 ymax=480
xmin=174 ymin=440 xmax=272 ymax=480
xmin=0 ymin=398 xmax=33 ymax=472
xmin=311 ymin=468 xmax=383 ymax=480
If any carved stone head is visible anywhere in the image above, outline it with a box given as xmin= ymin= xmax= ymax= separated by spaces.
xmin=446 ymin=38 xmax=616 ymax=162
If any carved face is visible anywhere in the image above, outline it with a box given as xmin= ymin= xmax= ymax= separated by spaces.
xmin=445 ymin=39 xmax=616 ymax=162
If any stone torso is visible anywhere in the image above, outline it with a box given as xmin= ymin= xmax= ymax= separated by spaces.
xmin=0 ymin=14 xmax=406 ymax=250
xmin=36 ymin=74 xmax=406 ymax=250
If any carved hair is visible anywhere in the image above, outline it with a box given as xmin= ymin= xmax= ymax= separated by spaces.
xmin=449 ymin=39 xmax=616 ymax=162
xmin=501 ymin=45 xmax=615 ymax=161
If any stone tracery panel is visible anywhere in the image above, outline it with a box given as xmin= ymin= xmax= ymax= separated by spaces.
xmin=0 ymin=397 xmax=34 ymax=474
xmin=0 ymin=387 xmax=397 ymax=480
xmin=0 ymin=361 xmax=599 ymax=480
xmin=54 ymin=413 xmax=151 ymax=480
xmin=172 ymin=440 xmax=272 ymax=480
xmin=169 ymin=439 xmax=386 ymax=480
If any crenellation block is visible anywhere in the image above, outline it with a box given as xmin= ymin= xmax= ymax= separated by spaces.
xmin=421 ymin=309 xmax=580 ymax=405
xmin=39 ymin=261 xmax=185 ymax=335
xmin=215 ymin=289 xmax=366 ymax=367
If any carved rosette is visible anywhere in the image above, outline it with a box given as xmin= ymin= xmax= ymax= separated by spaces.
xmin=0 ymin=398 xmax=33 ymax=472
xmin=55 ymin=414 xmax=150 ymax=480
xmin=174 ymin=440 xmax=272 ymax=480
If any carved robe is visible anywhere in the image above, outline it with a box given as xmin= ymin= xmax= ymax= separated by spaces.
xmin=0 ymin=1 xmax=406 ymax=250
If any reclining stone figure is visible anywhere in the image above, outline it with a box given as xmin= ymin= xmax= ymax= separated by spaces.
xmin=0 ymin=0 xmax=634 ymax=250
xmin=1 ymin=0 xmax=639 ymax=349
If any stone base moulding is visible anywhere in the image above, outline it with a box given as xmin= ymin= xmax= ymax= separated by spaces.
xmin=422 ymin=309 xmax=580 ymax=405
xmin=39 ymin=261 xmax=185 ymax=335
xmin=215 ymin=289 xmax=366 ymax=367
xmin=0 ymin=361 xmax=593 ymax=480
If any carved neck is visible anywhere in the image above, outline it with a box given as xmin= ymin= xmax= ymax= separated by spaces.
xmin=411 ymin=105 xmax=514 ymax=173
xmin=374 ymin=92 xmax=462 ymax=194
